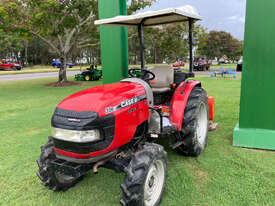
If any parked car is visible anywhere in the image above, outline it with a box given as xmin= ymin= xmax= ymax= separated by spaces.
xmin=218 ymin=57 xmax=229 ymax=64
xmin=172 ymin=61 xmax=185 ymax=67
xmin=236 ymin=56 xmax=243 ymax=72
xmin=193 ymin=57 xmax=211 ymax=71
xmin=52 ymin=60 xmax=73 ymax=68
xmin=0 ymin=60 xmax=22 ymax=70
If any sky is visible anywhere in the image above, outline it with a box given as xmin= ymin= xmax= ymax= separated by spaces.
xmin=143 ymin=0 xmax=246 ymax=40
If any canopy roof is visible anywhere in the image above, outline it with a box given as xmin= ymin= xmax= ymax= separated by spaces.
xmin=95 ymin=5 xmax=202 ymax=27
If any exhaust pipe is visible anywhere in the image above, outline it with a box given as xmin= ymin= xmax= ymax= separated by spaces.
xmin=93 ymin=153 xmax=117 ymax=174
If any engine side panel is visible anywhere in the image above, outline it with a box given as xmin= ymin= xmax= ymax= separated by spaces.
xmin=112 ymin=98 xmax=149 ymax=149
xmin=170 ymin=80 xmax=201 ymax=131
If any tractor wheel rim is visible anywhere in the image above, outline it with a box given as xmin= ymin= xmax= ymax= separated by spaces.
xmin=85 ymin=76 xmax=90 ymax=81
xmin=144 ymin=159 xmax=165 ymax=206
xmin=196 ymin=102 xmax=208 ymax=146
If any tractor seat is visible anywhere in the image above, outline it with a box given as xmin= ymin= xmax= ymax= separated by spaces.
xmin=151 ymin=66 xmax=174 ymax=93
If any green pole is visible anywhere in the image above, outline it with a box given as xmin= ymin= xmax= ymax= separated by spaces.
xmin=98 ymin=0 xmax=128 ymax=84
xmin=233 ymin=0 xmax=275 ymax=150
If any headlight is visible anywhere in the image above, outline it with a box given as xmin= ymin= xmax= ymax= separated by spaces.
xmin=52 ymin=127 xmax=101 ymax=143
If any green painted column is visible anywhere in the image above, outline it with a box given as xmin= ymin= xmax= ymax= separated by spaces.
xmin=98 ymin=0 xmax=128 ymax=84
xmin=233 ymin=0 xmax=275 ymax=150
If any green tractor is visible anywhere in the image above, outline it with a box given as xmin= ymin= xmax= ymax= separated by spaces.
xmin=75 ymin=65 xmax=102 ymax=81
xmin=128 ymin=67 xmax=153 ymax=78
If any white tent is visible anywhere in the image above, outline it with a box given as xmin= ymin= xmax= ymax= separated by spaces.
xmin=95 ymin=5 xmax=202 ymax=27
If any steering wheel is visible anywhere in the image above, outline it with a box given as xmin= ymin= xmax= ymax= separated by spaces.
xmin=128 ymin=68 xmax=155 ymax=81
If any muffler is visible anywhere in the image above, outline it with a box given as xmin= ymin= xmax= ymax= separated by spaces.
xmin=93 ymin=152 xmax=117 ymax=174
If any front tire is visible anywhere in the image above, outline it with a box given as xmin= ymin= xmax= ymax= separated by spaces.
xmin=177 ymin=87 xmax=209 ymax=157
xmin=120 ymin=143 xmax=168 ymax=206
xmin=36 ymin=137 xmax=81 ymax=191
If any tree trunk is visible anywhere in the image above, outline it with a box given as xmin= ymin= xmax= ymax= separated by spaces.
xmin=154 ymin=47 xmax=157 ymax=64
xmin=72 ymin=55 xmax=77 ymax=65
xmin=59 ymin=56 xmax=67 ymax=83
xmin=23 ymin=40 xmax=28 ymax=67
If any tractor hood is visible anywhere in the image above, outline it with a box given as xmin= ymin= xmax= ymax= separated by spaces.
xmin=57 ymin=82 xmax=146 ymax=117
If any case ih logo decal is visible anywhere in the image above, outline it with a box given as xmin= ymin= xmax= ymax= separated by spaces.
xmin=121 ymin=96 xmax=138 ymax=108
xmin=105 ymin=94 xmax=146 ymax=114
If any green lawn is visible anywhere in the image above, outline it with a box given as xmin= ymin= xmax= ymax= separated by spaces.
xmin=0 ymin=76 xmax=274 ymax=206
xmin=0 ymin=65 xmax=88 ymax=75
xmin=179 ymin=63 xmax=237 ymax=71
xmin=0 ymin=63 xmax=236 ymax=76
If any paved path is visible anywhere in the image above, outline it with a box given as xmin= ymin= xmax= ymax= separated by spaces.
xmin=0 ymin=70 xmax=241 ymax=82
xmin=0 ymin=71 xmax=79 ymax=82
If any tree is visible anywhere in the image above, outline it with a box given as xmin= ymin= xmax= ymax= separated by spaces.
xmin=227 ymin=39 xmax=243 ymax=62
xmin=127 ymin=0 xmax=156 ymax=14
xmin=194 ymin=25 xmax=208 ymax=57
xmin=0 ymin=0 xmax=99 ymax=83
xmin=199 ymin=30 xmax=243 ymax=60
xmin=0 ymin=0 xmax=157 ymax=83
xmin=143 ymin=23 xmax=207 ymax=64
xmin=144 ymin=27 xmax=162 ymax=64
xmin=26 ymin=37 xmax=56 ymax=65
xmin=0 ymin=29 xmax=23 ymax=61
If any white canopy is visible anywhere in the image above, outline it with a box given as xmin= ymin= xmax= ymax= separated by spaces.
xmin=95 ymin=5 xmax=202 ymax=27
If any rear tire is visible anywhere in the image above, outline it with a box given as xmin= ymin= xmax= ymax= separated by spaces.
xmin=36 ymin=137 xmax=82 ymax=191
xmin=120 ymin=143 xmax=168 ymax=206
xmin=237 ymin=64 xmax=242 ymax=72
xmin=177 ymin=87 xmax=209 ymax=157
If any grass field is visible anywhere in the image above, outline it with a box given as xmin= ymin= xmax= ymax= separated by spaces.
xmin=0 ymin=65 xmax=86 ymax=75
xmin=0 ymin=76 xmax=274 ymax=206
xmin=0 ymin=63 xmax=237 ymax=76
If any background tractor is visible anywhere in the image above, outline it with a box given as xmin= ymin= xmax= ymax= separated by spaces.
xmin=37 ymin=6 xmax=215 ymax=206
xmin=75 ymin=65 xmax=102 ymax=81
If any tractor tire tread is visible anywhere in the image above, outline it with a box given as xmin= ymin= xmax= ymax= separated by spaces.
xmin=120 ymin=143 xmax=167 ymax=206
xmin=177 ymin=87 xmax=209 ymax=157
xmin=36 ymin=137 xmax=82 ymax=191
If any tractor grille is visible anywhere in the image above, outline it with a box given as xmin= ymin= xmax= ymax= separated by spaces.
xmin=52 ymin=107 xmax=115 ymax=154
xmin=51 ymin=107 xmax=99 ymax=130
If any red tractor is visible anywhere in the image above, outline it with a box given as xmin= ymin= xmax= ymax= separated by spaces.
xmin=0 ymin=60 xmax=22 ymax=70
xmin=37 ymin=6 xmax=214 ymax=206
xmin=172 ymin=61 xmax=185 ymax=67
